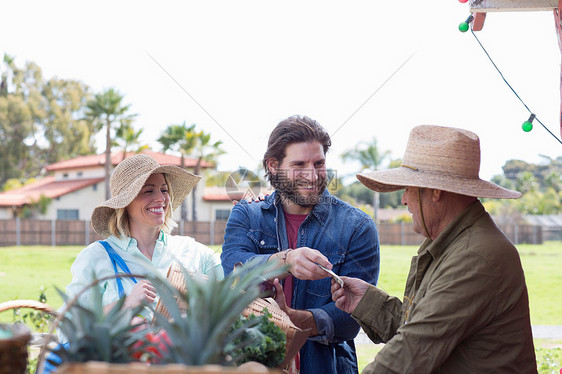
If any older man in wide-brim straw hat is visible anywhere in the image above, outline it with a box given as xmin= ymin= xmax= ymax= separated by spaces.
xmin=331 ymin=125 xmax=537 ymax=373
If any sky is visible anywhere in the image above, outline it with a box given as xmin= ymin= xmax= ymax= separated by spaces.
xmin=2 ymin=0 xmax=561 ymax=183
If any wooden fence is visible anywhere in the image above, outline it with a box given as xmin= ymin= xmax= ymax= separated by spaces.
xmin=0 ymin=219 xmax=544 ymax=247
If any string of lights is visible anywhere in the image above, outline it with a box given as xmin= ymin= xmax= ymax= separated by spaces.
xmin=459 ymin=15 xmax=562 ymax=145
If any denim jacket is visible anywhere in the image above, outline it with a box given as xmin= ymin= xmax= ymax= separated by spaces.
xmin=221 ymin=190 xmax=380 ymax=374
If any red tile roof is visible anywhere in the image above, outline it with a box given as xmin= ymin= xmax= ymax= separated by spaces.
xmin=0 ymin=176 xmax=104 ymax=207
xmin=203 ymin=188 xmax=232 ymax=202
xmin=45 ymin=150 xmax=213 ymax=172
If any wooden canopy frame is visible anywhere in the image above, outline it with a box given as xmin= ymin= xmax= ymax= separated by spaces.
xmin=468 ymin=0 xmax=562 ymax=138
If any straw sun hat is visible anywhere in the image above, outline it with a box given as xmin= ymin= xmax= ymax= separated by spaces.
xmin=356 ymin=125 xmax=521 ymax=199
xmin=91 ymin=154 xmax=201 ymax=237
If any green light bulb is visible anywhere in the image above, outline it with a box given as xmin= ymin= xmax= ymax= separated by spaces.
xmin=522 ymin=121 xmax=533 ymax=132
xmin=459 ymin=22 xmax=469 ymax=32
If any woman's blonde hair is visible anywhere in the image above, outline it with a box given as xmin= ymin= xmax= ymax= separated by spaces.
xmin=106 ymin=174 xmax=178 ymax=239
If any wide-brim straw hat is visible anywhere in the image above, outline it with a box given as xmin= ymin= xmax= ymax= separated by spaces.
xmin=91 ymin=154 xmax=201 ymax=237
xmin=357 ymin=125 xmax=521 ymax=199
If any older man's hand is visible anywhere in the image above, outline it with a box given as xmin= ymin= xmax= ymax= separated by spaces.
xmin=331 ymin=276 xmax=369 ymax=314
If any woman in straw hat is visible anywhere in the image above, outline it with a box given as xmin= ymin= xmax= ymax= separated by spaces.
xmin=63 ymin=153 xmax=223 ymax=315
xmin=331 ymin=125 xmax=537 ymax=373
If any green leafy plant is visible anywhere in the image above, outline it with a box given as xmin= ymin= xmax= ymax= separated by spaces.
xmin=226 ymin=309 xmax=286 ymax=368
xmin=12 ymin=286 xmax=54 ymax=333
xmin=10 ymin=287 xmax=55 ymax=374
xmin=46 ymin=279 xmax=150 ymax=367
xmin=150 ymin=259 xmax=285 ymax=366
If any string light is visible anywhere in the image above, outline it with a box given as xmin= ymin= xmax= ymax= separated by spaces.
xmin=522 ymin=114 xmax=535 ymax=132
xmin=464 ymin=27 xmax=562 ymax=145
xmin=459 ymin=15 xmax=474 ymax=33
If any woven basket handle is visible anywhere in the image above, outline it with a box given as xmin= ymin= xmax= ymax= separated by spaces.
xmin=0 ymin=300 xmax=56 ymax=315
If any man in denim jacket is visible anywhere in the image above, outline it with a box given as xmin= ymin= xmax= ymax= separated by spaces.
xmin=221 ymin=115 xmax=380 ymax=374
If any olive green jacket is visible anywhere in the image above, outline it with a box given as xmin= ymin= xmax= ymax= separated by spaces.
xmin=353 ymin=201 xmax=537 ymax=373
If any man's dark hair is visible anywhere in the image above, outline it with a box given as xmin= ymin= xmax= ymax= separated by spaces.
xmin=263 ymin=115 xmax=331 ymax=182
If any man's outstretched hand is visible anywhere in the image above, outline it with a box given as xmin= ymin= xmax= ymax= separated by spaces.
xmin=330 ymin=276 xmax=370 ymax=314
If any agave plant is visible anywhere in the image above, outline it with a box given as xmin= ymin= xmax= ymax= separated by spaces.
xmin=150 ymin=259 xmax=286 ymax=366
xmin=46 ymin=278 xmax=151 ymax=367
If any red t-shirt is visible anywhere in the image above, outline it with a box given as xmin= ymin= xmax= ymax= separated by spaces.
xmin=283 ymin=211 xmax=307 ymax=307
xmin=283 ymin=211 xmax=307 ymax=370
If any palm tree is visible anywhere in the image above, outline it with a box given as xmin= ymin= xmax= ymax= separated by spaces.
xmin=189 ymin=130 xmax=225 ymax=221
xmin=341 ymin=137 xmax=391 ymax=223
xmin=158 ymin=122 xmax=198 ymax=221
xmin=158 ymin=123 xmax=224 ymax=221
xmin=115 ymin=120 xmax=148 ymax=161
xmin=85 ymin=88 xmax=136 ymax=199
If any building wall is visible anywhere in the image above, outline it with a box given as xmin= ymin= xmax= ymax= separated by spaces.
xmin=0 ymin=208 xmax=11 ymax=219
xmin=198 ymin=200 xmax=235 ymax=222
xmin=44 ymin=182 xmax=106 ymax=220
xmin=55 ymin=166 xmax=104 ymax=181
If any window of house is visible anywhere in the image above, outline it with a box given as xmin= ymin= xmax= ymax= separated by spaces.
xmin=215 ymin=209 xmax=231 ymax=221
xmin=77 ymin=171 xmax=83 ymax=177
xmin=57 ymin=209 xmax=79 ymax=220
xmin=92 ymin=183 xmax=97 ymax=191
xmin=63 ymin=173 xmax=69 ymax=179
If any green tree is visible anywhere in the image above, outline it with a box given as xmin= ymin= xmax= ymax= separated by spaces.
xmin=0 ymin=93 xmax=34 ymax=185
xmin=41 ymin=78 xmax=94 ymax=163
xmin=516 ymin=171 xmax=539 ymax=195
xmin=502 ymin=159 xmax=534 ymax=182
xmin=115 ymin=120 xmax=148 ymax=161
xmin=158 ymin=123 xmax=224 ymax=221
xmin=379 ymin=159 xmax=403 ymax=209
xmin=341 ymin=138 xmax=391 ymax=223
xmin=544 ymin=171 xmax=561 ymax=193
xmin=186 ymin=129 xmax=225 ymax=221
xmin=158 ymin=122 xmax=197 ymax=221
xmin=85 ymin=88 xmax=136 ymax=199
xmin=0 ymin=55 xmax=96 ymax=188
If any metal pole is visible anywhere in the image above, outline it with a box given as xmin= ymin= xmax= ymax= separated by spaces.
xmin=16 ymin=217 xmax=20 ymax=246
xmin=51 ymin=219 xmax=56 ymax=246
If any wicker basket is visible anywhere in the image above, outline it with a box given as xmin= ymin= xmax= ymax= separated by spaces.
xmin=241 ymin=297 xmax=299 ymax=351
xmin=0 ymin=300 xmax=55 ymax=374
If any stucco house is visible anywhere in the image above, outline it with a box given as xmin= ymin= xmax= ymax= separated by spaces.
xmin=0 ymin=150 xmax=237 ymax=222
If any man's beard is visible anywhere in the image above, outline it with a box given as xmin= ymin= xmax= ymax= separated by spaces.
xmin=270 ymin=173 xmax=327 ymax=208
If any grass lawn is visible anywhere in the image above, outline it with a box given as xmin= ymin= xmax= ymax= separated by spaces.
xmin=1 ymin=242 xmax=560 ymax=322
xmin=355 ymin=340 xmax=562 ymax=372
xmin=0 ymin=245 xmax=82 ymax=314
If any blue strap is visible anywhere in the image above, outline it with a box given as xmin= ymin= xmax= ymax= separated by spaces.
xmin=99 ymin=240 xmax=137 ymax=299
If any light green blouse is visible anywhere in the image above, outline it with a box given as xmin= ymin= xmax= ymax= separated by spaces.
xmin=63 ymin=231 xmax=223 ymax=317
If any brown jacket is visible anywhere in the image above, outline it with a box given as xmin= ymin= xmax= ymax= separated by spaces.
xmin=353 ymin=201 xmax=537 ymax=373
